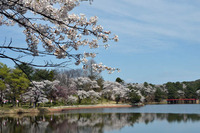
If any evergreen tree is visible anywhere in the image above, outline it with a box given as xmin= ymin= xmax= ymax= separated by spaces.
xmin=184 ymin=86 xmax=198 ymax=99
xmin=5 ymin=68 xmax=30 ymax=106
xmin=0 ymin=63 xmax=10 ymax=106
xmin=154 ymin=88 xmax=166 ymax=102
xmin=166 ymin=82 xmax=178 ymax=99
xmin=128 ymin=90 xmax=141 ymax=104
xmin=15 ymin=63 xmax=34 ymax=80
xmin=115 ymin=77 xmax=124 ymax=84
xmin=32 ymin=69 xmax=55 ymax=81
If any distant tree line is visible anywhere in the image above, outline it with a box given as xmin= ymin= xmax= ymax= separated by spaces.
xmin=127 ymin=80 xmax=200 ymax=103
xmin=0 ymin=61 xmax=141 ymax=108
xmin=1 ymin=60 xmax=200 ymax=108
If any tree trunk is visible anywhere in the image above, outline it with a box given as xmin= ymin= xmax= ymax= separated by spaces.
xmin=78 ymin=97 xmax=81 ymax=104
xmin=13 ymin=97 xmax=16 ymax=107
xmin=33 ymin=102 xmax=37 ymax=108
xmin=0 ymin=99 xmax=3 ymax=107
xmin=0 ymin=92 xmax=3 ymax=107
xmin=29 ymin=101 xmax=32 ymax=107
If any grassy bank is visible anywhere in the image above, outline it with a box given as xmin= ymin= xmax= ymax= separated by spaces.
xmin=144 ymin=101 xmax=167 ymax=105
xmin=0 ymin=107 xmax=50 ymax=114
xmin=0 ymin=103 xmax=144 ymax=114
xmin=47 ymin=104 xmax=138 ymax=112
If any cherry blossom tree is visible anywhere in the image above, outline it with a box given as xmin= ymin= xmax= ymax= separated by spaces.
xmin=23 ymin=80 xmax=59 ymax=108
xmin=102 ymin=81 xmax=130 ymax=103
xmin=23 ymin=81 xmax=48 ymax=108
xmin=77 ymin=90 xmax=88 ymax=104
xmin=74 ymin=77 xmax=100 ymax=91
xmin=0 ymin=0 xmax=119 ymax=74
xmin=55 ymin=85 xmax=77 ymax=102
xmin=41 ymin=80 xmax=60 ymax=99
xmin=77 ymin=89 xmax=100 ymax=104
xmin=54 ymin=69 xmax=80 ymax=102
xmin=66 ymin=95 xmax=77 ymax=105
xmin=87 ymin=90 xmax=100 ymax=103
xmin=126 ymin=83 xmax=166 ymax=102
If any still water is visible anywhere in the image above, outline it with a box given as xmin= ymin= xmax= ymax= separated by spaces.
xmin=1 ymin=104 xmax=200 ymax=133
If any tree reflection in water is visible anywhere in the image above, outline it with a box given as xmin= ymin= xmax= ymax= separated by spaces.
xmin=0 ymin=113 xmax=200 ymax=133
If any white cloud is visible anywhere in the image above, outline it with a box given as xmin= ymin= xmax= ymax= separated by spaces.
xmin=82 ymin=0 xmax=200 ymax=54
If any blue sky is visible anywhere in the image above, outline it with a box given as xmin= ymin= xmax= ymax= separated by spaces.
xmin=77 ymin=0 xmax=200 ymax=84
xmin=1 ymin=0 xmax=200 ymax=84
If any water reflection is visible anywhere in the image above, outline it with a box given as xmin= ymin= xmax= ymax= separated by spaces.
xmin=1 ymin=112 xmax=200 ymax=133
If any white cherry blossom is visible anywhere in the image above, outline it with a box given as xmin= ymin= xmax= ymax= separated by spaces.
xmin=0 ymin=0 xmax=119 ymax=73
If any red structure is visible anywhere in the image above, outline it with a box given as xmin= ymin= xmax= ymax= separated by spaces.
xmin=167 ymin=99 xmax=198 ymax=104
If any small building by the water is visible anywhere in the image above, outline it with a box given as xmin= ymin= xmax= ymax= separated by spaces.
xmin=167 ymin=99 xmax=199 ymax=104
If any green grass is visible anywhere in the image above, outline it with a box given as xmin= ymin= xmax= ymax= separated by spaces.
xmin=0 ymin=98 xmax=130 ymax=112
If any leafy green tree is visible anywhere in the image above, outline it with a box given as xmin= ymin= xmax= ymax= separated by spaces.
xmin=128 ymin=90 xmax=141 ymax=104
xmin=184 ymin=86 xmax=198 ymax=99
xmin=48 ymin=70 xmax=56 ymax=81
xmin=32 ymin=69 xmax=55 ymax=81
xmin=185 ymin=80 xmax=200 ymax=91
xmin=0 ymin=63 xmax=10 ymax=106
xmin=15 ymin=63 xmax=34 ymax=80
xmin=0 ymin=62 xmax=10 ymax=80
xmin=167 ymin=87 xmax=178 ymax=99
xmin=154 ymin=88 xmax=166 ymax=102
xmin=0 ymin=80 xmax=6 ymax=106
xmin=140 ymin=89 xmax=147 ymax=97
xmin=149 ymin=83 xmax=155 ymax=88
xmin=175 ymin=82 xmax=183 ymax=90
xmin=5 ymin=68 xmax=30 ymax=107
xmin=115 ymin=77 xmax=124 ymax=84
xmin=194 ymin=80 xmax=200 ymax=90
xmin=166 ymin=82 xmax=178 ymax=99
xmin=144 ymin=82 xmax=148 ymax=87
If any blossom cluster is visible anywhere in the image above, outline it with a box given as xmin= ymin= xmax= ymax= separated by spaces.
xmin=77 ymin=90 xmax=89 ymax=99
xmin=0 ymin=0 xmax=119 ymax=73
xmin=92 ymin=63 xmax=120 ymax=74
xmin=67 ymin=95 xmax=78 ymax=104
xmin=102 ymin=81 xmax=130 ymax=100
xmin=22 ymin=80 xmax=59 ymax=104
xmin=74 ymin=77 xmax=100 ymax=90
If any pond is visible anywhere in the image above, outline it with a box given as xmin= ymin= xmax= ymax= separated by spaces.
xmin=1 ymin=104 xmax=200 ymax=133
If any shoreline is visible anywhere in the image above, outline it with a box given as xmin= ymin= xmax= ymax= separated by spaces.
xmin=0 ymin=104 xmax=144 ymax=114
xmin=48 ymin=104 xmax=142 ymax=112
